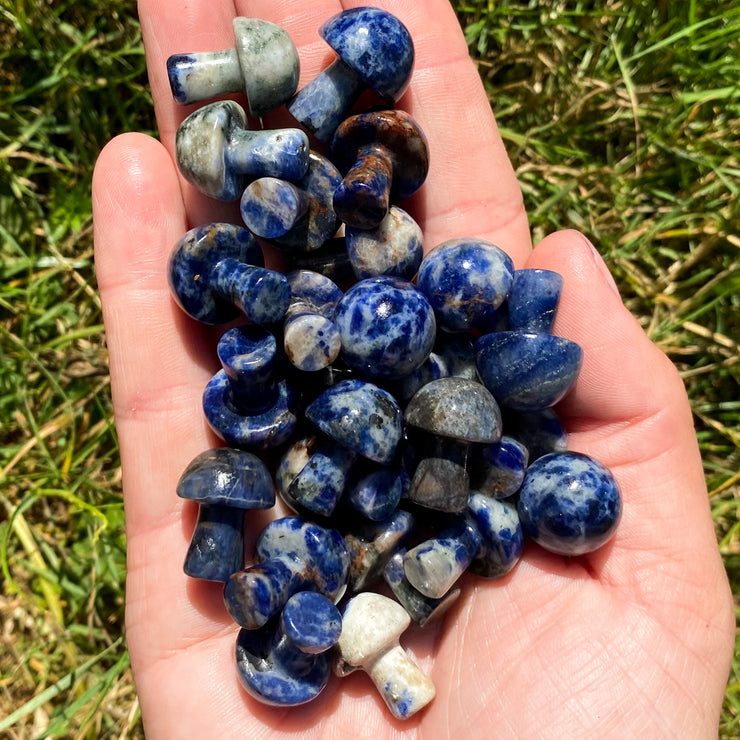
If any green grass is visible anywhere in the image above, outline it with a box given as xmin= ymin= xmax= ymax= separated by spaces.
xmin=0 ymin=0 xmax=738 ymax=737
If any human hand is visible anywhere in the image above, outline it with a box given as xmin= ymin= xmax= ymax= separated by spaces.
xmin=92 ymin=1 xmax=734 ymax=737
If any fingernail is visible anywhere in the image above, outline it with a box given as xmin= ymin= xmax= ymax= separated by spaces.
xmin=582 ymin=235 xmax=620 ymax=298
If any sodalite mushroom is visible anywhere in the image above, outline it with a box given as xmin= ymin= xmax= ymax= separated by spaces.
xmin=287 ymin=7 xmax=414 ymax=141
xmin=404 ymin=377 xmax=502 ymax=513
xmin=224 ymin=516 xmax=349 ymax=630
xmin=240 ymin=151 xmax=342 ymax=253
xmin=202 ymin=325 xmax=296 ymax=450
xmin=335 ymin=276 xmax=436 ymax=381
xmin=517 ymin=451 xmax=622 ymax=556
xmin=417 ymin=238 xmax=514 ymax=333
xmin=167 ymin=18 xmax=299 ymax=116
xmin=330 ymin=110 xmax=430 ymax=229
xmin=177 ymin=448 xmax=275 ymax=582
xmin=475 ymin=331 xmax=583 ymax=410
xmin=175 ymin=100 xmax=309 ymax=201
xmin=508 ymin=268 xmax=563 ymax=334
xmin=235 ymin=591 xmax=341 ymax=706
xmin=168 ymin=223 xmax=290 ymax=326
xmin=334 ymin=592 xmax=435 ymax=720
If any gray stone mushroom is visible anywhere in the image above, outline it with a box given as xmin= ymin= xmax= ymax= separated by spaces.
xmin=404 ymin=376 xmax=502 ymax=512
xmin=334 ymin=592 xmax=435 ymax=719
xmin=166 ymin=18 xmax=300 ymax=117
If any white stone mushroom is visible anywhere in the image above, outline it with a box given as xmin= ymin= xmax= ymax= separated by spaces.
xmin=335 ymin=592 xmax=435 ymax=719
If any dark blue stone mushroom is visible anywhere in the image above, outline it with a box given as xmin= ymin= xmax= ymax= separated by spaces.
xmin=177 ymin=448 xmax=275 ymax=582
xmin=168 ymin=223 xmax=290 ymax=326
xmin=235 ymin=591 xmax=341 ymax=706
xmin=517 ymin=451 xmax=622 ymax=556
xmin=287 ymin=7 xmax=414 ymax=142
xmin=330 ymin=110 xmax=429 ymax=229
xmin=175 ymin=100 xmax=309 ymax=201
xmin=202 ymin=325 xmax=296 ymax=450
xmin=224 ymin=516 xmax=349 ymax=629
xmin=475 ymin=331 xmax=583 ymax=411
xmin=167 ymin=18 xmax=299 ymax=117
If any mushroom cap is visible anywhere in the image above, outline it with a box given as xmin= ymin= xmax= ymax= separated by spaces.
xmin=175 ymin=100 xmax=247 ymax=200
xmin=233 ymin=17 xmax=300 ymax=118
xmin=338 ymin=592 xmax=410 ymax=666
xmin=305 ymin=379 xmax=403 ymax=464
xmin=405 ymin=377 xmax=502 ymax=444
xmin=320 ymin=7 xmax=414 ymax=102
xmin=330 ymin=109 xmax=430 ymax=200
xmin=176 ymin=448 xmax=275 ymax=509
xmin=168 ymin=222 xmax=264 ymax=324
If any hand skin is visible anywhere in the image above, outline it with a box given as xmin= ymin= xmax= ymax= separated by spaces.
xmin=91 ymin=1 xmax=734 ymax=738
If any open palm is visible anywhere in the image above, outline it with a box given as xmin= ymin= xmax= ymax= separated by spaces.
xmin=92 ymin=1 xmax=733 ymax=737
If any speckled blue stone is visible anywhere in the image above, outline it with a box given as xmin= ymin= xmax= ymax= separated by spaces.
xmin=476 ymin=331 xmax=583 ymax=410
xmin=176 ymin=448 xmax=275 ymax=509
xmin=346 ymin=463 xmax=405 ymax=521
xmin=335 ymin=276 xmax=436 ymax=381
xmin=417 ymin=239 xmax=514 ymax=333
xmin=166 ymin=18 xmax=299 ymax=117
xmin=168 ymin=223 xmax=289 ymax=326
xmin=183 ymin=504 xmax=245 ymax=582
xmin=469 ymin=436 xmax=529 ymax=499
xmin=287 ymin=7 xmax=413 ymax=141
xmin=224 ymin=516 xmax=349 ymax=629
xmin=202 ymin=326 xmax=296 ymax=450
xmin=235 ymin=591 xmax=341 ymax=706
xmin=383 ymin=548 xmax=461 ymax=627
xmin=508 ymin=269 xmax=563 ymax=334
xmin=466 ymin=493 xmax=523 ymax=578
xmin=505 ymin=407 xmax=567 ymax=461
xmin=345 ymin=206 xmax=423 ymax=281
xmin=305 ymin=379 xmax=403 ymax=465
xmin=517 ymin=451 xmax=622 ymax=556
xmin=240 ymin=177 xmax=309 ymax=239
xmin=403 ymin=516 xmax=482 ymax=598
xmin=276 ymin=434 xmax=356 ymax=518
xmin=175 ymin=100 xmax=309 ymax=200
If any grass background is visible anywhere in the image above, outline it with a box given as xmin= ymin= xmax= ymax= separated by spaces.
xmin=0 ymin=0 xmax=738 ymax=737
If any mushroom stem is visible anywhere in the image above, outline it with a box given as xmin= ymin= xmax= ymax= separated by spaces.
xmin=168 ymin=49 xmax=242 ymax=104
xmin=288 ymin=58 xmax=363 ymax=142
xmin=333 ymin=146 xmax=393 ymax=229
xmin=225 ymin=128 xmax=310 ymax=182
xmin=366 ymin=644 xmax=436 ymax=719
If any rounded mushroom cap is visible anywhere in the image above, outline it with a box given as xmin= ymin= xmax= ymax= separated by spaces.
xmin=338 ymin=592 xmax=410 ymax=666
xmin=330 ymin=110 xmax=430 ymax=200
xmin=233 ymin=17 xmax=300 ymax=118
xmin=305 ymin=379 xmax=403 ymax=464
xmin=405 ymin=377 xmax=502 ymax=444
xmin=175 ymin=100 xmax=247 ymax=200
xmin=176 ymin=447 xmax=275 ymax=509
xmin=320 ymin=7 xmax=414 ymax=102
xmin=168 ymin=222 xmax=264 ymax=324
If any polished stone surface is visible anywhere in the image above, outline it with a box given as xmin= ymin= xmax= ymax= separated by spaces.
xmin=402 ymin=517 xmax=481 ymax=598
xmin=469 ymin=435 xmax=529 ymax=499
xmin=517 ymin=451 xmax=622 ymax=556
xmin=240 ymin=177 xmax=309 ymax=239
xmin=467 ymin=493 xmax=523 ymax=578
xmin=345 ymin=206 xmax=423 ymax=281
xmin=287 ymin=7 xmax=414 ymax=141
xmin=476 ymin=331 xmax=583 ymax=410
xmin=176 ymin=447 xmax=275 ymax=509
xmin=335 ymin=592 xmax=435 ymax=719
xmin=305 ymin=379 xmax=403 ymax=465
xmin=168 ymin=223 xmax=289 ymax=325
xmin=417 ymin=239 xmax=514 ymax=332
xmin=224 ymin=516 xmax=349 ymax=629
xmin=235 ymin=591 xmax=341 ymax=706
xmin=335 ymin=277 xmax=436 ymax=380
xmin=176 ymin=100 xmax=309 ymax=200
xmin=331 ymin=110 xmax=429 ymax=229
xmin=346 ymin=463 xmax=405 ymax=521
xmin=508 ymin=268 xmax=563 ymax=334
xmin=183 ymin=504 xmax=245 ymax=582
xmin=167 ymin=18 xmax=299 ymax=117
